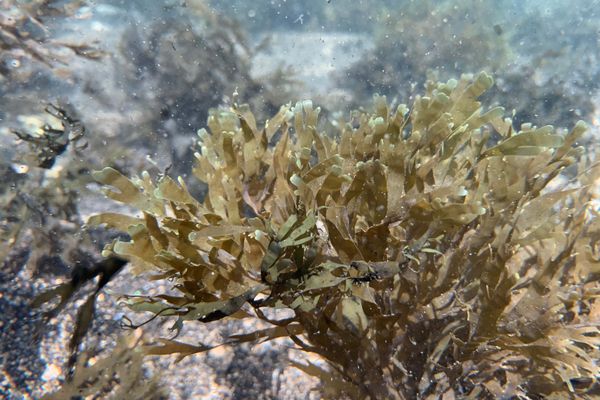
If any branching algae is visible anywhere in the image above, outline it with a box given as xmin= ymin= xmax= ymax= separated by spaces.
xmin=46 ymin=73 xmax=599 ymax=398
xmin=0 ymin=0 xmax=104 ymax=81
xmin=2 ymin=105 xmax=96 ymax=275
xmin=40 ymin=330 xmax=165 ymax=400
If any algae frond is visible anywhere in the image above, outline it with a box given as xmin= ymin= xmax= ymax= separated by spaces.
xmin=41 ymin=72 xmax=599 ymax=399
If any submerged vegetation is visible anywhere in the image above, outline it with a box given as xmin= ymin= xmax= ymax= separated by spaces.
xmin=42 ymin=72 xmax=598 ymax=398
xmin=1 ymin=105 xmax=96 ymax=275
xmin=339 ymin=0 xmax=512 ymax=104
xmin=0 ymin=0 xmax=103 ymax=82
xmin=113 ymin=0 xmax=298 ymax=179
xmin=1 ymin=1 xmax=597 ymax=398
xmin=339 ymin=0 xmax=598 ymax=129
xmin=41 ymin=330 xmax=165 ymax=400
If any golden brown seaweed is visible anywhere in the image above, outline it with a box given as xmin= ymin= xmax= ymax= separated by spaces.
xmin=89 ymin=72 xmax=599 ymax=399
xmin=41 ymin=331 xmax=164 ymax=400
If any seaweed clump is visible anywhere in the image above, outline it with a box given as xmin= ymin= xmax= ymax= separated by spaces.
xmin=0 ymin=0 xmax=104 ymax=82
xmin=40 ymin=331 xmax=164 ymax=400
xmin=85 ymin=72 xmax=599 ymax=398
xmin=1 ymin=105 xmax=95 ymax=274
xmin=113 ymin=0 xmax=296 ymax=178
xmin=12 ymin=104 xmax=87 ymax=169
xmin=339 ymin=0 xmax=512 ymax=103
